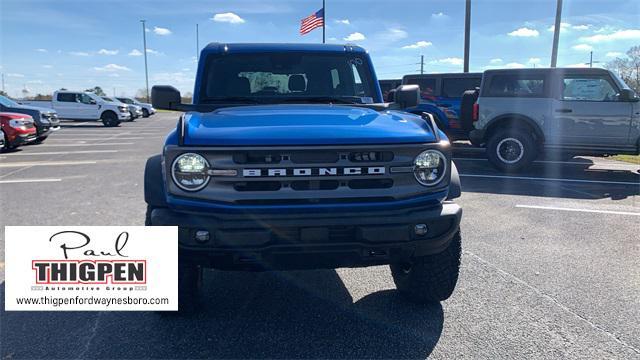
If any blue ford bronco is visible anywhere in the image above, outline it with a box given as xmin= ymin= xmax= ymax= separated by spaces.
xmin=146 ymin=43 xmax=462 ymax=310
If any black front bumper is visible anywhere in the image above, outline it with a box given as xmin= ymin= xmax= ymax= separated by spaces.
xmin=151 ymin=202 xmax=462 ymax=270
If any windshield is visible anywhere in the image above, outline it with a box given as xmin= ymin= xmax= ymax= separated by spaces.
xmin=200 ymin=52 xmax=378 ymax=104
xmin=0 ymin=95 xmax=20 ymax=107
xmin=102 ymin=97 xmax=115 ymax=102
xmin=117 ymin=97 xmax=134 ymax=104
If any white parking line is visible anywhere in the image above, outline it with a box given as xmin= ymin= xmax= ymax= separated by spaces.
xmin=0 ymin=160 xmax=98 ymax=168
xmin=516 ymin=205 xmax=640 ymax=216
xmin=460 ymin=173 xmax=640 ymax=186
xmin=40 ymin=142 xmax=134 ymax=147
xmin=453 ymin=157 xmax=637 ymax=167
xmin=46 ymin=137 xmax=145 ymax=141
xmin=1 ymin=150 xmax=119 ymax=156
xmin=0 ymin=178 xmax=62 ymax=184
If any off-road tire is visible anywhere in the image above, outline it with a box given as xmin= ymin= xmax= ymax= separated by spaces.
xmin=486 ymin=128 xmax=537 ymax=172
xmin=391 ymin=231 xmax=462 ymax=303
xmin=142 ymin=108 xmax=150 ymax=118
xmin=177 ymin=263 xmax=202 ymax=312
xmin=101 ymin=112 xmax=120 ymax=127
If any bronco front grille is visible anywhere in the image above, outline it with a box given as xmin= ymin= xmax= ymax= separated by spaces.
xmin=165 ymin=144 xmax=449 ymax=205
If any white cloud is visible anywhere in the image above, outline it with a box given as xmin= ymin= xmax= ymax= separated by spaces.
xmin=548 ymin=22 xmax=571 ymax=32
xmin=606 ymin=51 xmax=624 ymax=57
xmin=490 ymin=58 xmax=503 ymax=64
xmin=505 ymin=62 xmax=526 ymax=68
xmin=42 ymin=65 xmax=53 ymax=69
xmin=566 ymin=63 xmax=590 ymax=68
xmin=379 ymin=28 xmax=408 ymax=42
xmin=548 ymin=23 xmax=591 ymax=31
xmin=528 ymin=57 xmax=541 ymax=64
xmin=432 ymin=12 xmax=448 ymax=19
xmin=35 ymin=48 xmax=47 ymax=53
xmin=580 ymin=29 xmax=640 ymax=43
xmin=402 ymin=41 xmax=432 ymax=49
xmin=432 ymin=57 xmax=464 ymax=66
xmin=7 ymin=73 xmax=24 ymax=78
xmin=146 ymin=49 xmax=161 ymax=55
xmin=572 ymin=25 xmax=591 ymax=31
xmin=212 ymin=12 xmax=245 ymax=24
xmin=69 ymin=51 xmax=90 ymax=56
xmin=152 ymin=72 xmax=195 ymax=84
xmin=93 ymin=64 xmax=131 ymax=72
xmin=344 ymin=32 xmax=366 ymax=42
xmin=27 ymin=80 xmax=43 ymax=84
xmin=128 ymin=49 xmax=143 ymax=56
xmin=98 ymin=49 xmax=119 ymax=55
xmin=153 ymin=26 xmax=172 ymax=35
xmin=335 ymin=19 xmax=350 ymax=25
xmin=572 ymin=44 xmax=593 ymax=51
xmin=508 ymin=27 xmax=539 ymax=37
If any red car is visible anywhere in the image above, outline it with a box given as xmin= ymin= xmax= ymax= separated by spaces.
xmin=0 ymin=112 xmax=38 ymax=150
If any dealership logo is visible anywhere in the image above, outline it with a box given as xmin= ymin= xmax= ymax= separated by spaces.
xmin=243 ymin=166 xmax=385 ymax=177
xmin=31 ymin=230 xmax=146 ymax=285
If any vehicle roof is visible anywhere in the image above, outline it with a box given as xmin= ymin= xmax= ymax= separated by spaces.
xmin=202 ymin=43 xmax=367 ymax=55
xmin=483 ymin=67 xmax=611 ymax=76
xmin=0 ymin=112 xmax=34 ymax=119
xmin=403 ymin=72 xmax=483 ymax=79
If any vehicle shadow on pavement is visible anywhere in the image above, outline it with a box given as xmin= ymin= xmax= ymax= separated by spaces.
xmin=456 ymin=156 xmax=640 ymax=200
xmin=0 ymin=270 xmax=444 ymax=359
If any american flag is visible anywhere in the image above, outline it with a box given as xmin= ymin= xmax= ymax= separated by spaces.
xmin=300 ymin=8 xmax=324 ymax=35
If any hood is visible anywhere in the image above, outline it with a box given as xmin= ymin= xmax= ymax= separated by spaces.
xmin=7 ymin=104 xmax=55 ymax=115
xmin=183 ymin=104 xmax=437 ymax=146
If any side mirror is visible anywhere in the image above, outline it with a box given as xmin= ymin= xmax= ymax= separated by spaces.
xmin=89 ymin=99 xmax=97 ymax=105
xmin=152 ymin=85 xmax=183 ymax=110
xmin=618 ymin=88 xmax=639 ymax=102
xmin=386 ymin=89 xmax=397 ymax=102
xmin=393 ymin=84 xmax=420 ymax=108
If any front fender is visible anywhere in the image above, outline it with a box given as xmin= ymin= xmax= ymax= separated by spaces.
xmin=446 ymin=161 xmax=461 ymax=200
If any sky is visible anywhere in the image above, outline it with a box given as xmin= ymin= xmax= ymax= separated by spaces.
xmin=1 ymin=0 xmax=639 ymax=98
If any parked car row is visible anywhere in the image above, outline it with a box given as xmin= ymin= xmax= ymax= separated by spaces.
xmin=0 ymin=112 xmax=38 ymax=150
xmin=19 ymin=91 xmax=156 ymax=127
xmin=380 ymin=67 xmax=640 ymax=172
xmin=1 ymin=91 xmax=156 ymax=151
xmin=0 ymin=95 xmax=60 ymax=143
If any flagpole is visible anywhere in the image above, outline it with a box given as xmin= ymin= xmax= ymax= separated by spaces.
xmin=322 ymin=0 xmax=326 ymax=44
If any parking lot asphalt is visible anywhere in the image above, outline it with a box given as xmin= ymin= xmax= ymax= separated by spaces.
xmin=1 ymin=113 xmax=639 ymax=359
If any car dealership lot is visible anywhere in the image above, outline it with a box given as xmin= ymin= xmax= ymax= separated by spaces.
xmin=1 ymin=113 xmax=639 ymax=359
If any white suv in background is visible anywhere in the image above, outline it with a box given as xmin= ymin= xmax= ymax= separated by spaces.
xmin=116 ymin=97 xmax=156 ymax=118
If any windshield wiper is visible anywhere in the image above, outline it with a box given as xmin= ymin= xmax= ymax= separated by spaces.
xmin=279 ymin=96 xmax=363 ymax=104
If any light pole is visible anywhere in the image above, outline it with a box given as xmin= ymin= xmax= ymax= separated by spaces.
xmin=463 ymin=0 xmax=471 ymax=73
xmin=141 ymin=19 xmax=150 ymax=102
xmin=550 ymin=0 xmax=563 ymax=68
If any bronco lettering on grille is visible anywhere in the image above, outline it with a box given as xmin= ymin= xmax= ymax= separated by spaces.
xmin=242 ymin=167 xmax=385 ymax=177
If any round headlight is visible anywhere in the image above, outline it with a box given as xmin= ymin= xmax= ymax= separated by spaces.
xmin=413 ymin=150 xmax=447 ymax=186
xmin=171 ymin=153 xmax=210 ymax=191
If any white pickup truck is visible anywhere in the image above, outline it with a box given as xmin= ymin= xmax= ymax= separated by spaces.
xmin=20 ymin=90 xmax=131 ymax=127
